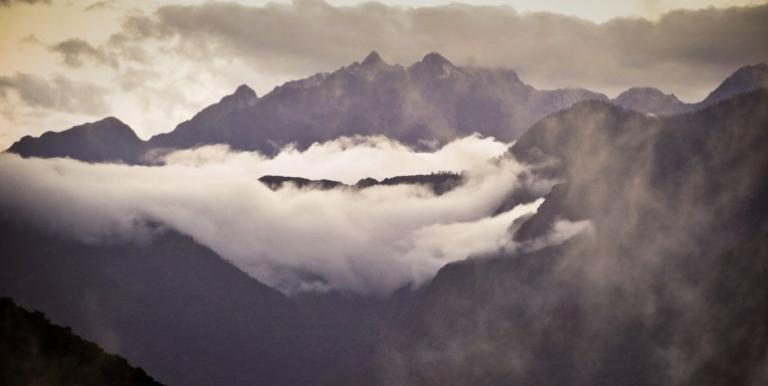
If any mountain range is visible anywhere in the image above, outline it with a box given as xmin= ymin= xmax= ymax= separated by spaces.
xmin=1 ymin=53 xmax=767 ymax=385
xmin=7 ymin=53 xmax=767 ymax=163
xmin=2 ymin=88 xmax=767 ymax=385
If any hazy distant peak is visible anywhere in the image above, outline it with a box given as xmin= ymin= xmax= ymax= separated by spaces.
xmin=612 ymin=87 xmax=686 ymax=115
xmin=734 ymin=62 xmax=768 ymax=76
xmin=615 ymin=87 xmax=680 ymax=102
xmin=702 ymin=62 xmax=768 ymax=105
xmin=361 ymin=50 xmax=385 ymax=67
xmin=410 ymin=52 xmax=458 ymax=78
xmin=421 ymin=52 xmax=453 ymax=67
xmin=235 ymin=84 xmax=256 ymax=97
xmin=221 ymin=84 xmax=258 ymax=103
xmin=69 ymin=116 xmax=136 ymax=137
xmin=210 ymin=84 xmax=258 ymax=113
xmin=99 ymin=116 xmax=124 ymax=124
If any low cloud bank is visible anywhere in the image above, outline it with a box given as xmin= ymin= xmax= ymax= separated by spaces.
xmin=0 ymin=135 xmax=580 ymax=295
xmin=160 ymin=134 xmax=509 ymax=184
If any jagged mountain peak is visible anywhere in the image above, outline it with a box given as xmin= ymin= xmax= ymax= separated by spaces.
xmin=421 ymin=52 xmax=453 ymax=67
xmin=21 ymin=53 xmax=767 ymax=163
xmin=410 ymin=52 xmax=458 ymax=78
xmin=361 ymin=50 xmax=385 ymax=67
xmin=148 ymin=83 xmax=260 ymax=149
xmin=329 ymin=51 xmax=400 ymax=82
xmin=221 ymin=84 xmax=258 ymax=104
xmin=234 ymin=84 xmax=257 ymax=97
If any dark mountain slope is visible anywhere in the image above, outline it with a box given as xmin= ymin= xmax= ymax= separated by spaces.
xmin=0 ymin=297 xmax=160 ymax=386
xmin=701 ymin=63 xmax=768 ymax=106
xmin=7 ymin=117 xmax=145 ymax=163
xmin=0 ymin=219 xmax=379 ymax=386
xmin=149 ymin=84 xmax=258 ymax=150
xmin=366 ymin=89 xmax=768 ymax=386
xmin=0 ymin=220 xmax=296 ymax=385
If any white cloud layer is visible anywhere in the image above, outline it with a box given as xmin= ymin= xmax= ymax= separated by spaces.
xmin=161 ymin=134 xmax=509 ymax=184
xmin=0 ymin=135 xmax=564 ymax=295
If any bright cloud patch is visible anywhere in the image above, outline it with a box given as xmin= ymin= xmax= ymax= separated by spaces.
xmin=0 ymin=136 xmax=568 ymax=295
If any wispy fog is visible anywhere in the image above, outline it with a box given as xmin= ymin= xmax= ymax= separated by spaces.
xmin=0 ymin=135 xmax=563 ymax=295
xmin=159 ymin=134 xmax=509 ymax=184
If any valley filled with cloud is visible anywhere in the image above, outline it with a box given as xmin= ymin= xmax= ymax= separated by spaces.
xmin=1 ymin=1 xmax=767 ymax=386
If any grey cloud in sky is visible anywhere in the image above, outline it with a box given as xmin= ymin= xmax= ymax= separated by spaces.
xmin=50 ymin=38 xmax=118 ymax=68
xmin=84 ymin=1 xmax=113 ymax=12
xmin=0 ymin=0 xmax=50 ymax=6
xmin=115 ymin=1 xmax=768 ymax=100
xmin=0 ymin=73 xmax=109 ymax=115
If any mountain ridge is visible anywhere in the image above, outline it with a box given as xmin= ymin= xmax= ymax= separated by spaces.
xmin=6 ymin=51 xmax=609 ymax=161
xmin=258 ymin=172 xmax=463 ymax=194
xmin=7 ymin=116 xmax=145 ymax=163
xmin=0 ymin=296 xmax=161 ymax=385
xmin=611 ymin=62 xmax=768 ymax=115
xmin=7 ymin=55 xmax=766 ymax=164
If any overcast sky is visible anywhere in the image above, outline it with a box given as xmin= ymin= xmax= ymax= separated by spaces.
xmin=0 ymin=0 xmax=766 ymax=148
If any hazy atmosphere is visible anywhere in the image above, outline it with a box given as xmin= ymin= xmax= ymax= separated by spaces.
xmin=1 ymin=1 xmax=767 ymax=386
xmin=1 ymin=0 xmax=767 ymax=147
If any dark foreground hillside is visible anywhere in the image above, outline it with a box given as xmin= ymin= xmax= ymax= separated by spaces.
xmin=0 ymin=297 xmax=160 ymax=386
xmin=0 ymin=221 xmax=381 ymax=386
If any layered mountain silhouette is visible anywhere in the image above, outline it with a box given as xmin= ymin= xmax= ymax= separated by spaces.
xmin=147 ymin=51 xmax=608 ymax=155
xmin=0 ymin=297 xmax=160 ymax=385
xmin=366 ymin=89 xmax=768 ymax=385
xmin=6 ymin=51 xmax=611 ymax=162
xmin=613 ymin=63 xmax=768 ymax=115
xmin=2 ymin=48 xmax=768 ymax=385
xmin=6 ymin=54 xmax=767 ymax=164
xmin=2 ymin=85 xmax=766 ymax=385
